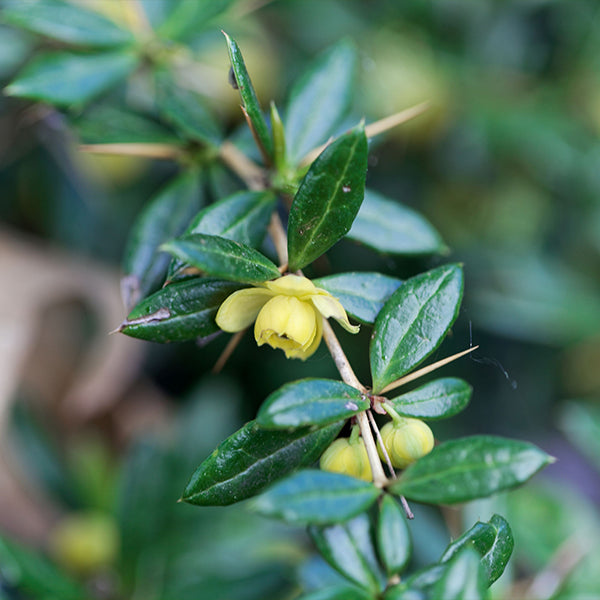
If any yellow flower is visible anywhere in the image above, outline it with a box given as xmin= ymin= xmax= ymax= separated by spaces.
xmin=320 ymin=430 xmax=373 ymax=482
xmin=378 ymin=417 xmax=434 ymax=469
xmin=215 ymin=274 xmax=359 ymax=360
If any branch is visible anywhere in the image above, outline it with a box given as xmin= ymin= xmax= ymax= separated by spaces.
xmin=79 ymin=143 xmax=183 ymax=160
xmin=219 ymin=141 xmax=267 ymax=191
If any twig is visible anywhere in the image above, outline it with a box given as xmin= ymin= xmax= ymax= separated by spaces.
xmin=79 ymin=143 xmax=183 ymax=160
xmin=219 ymin=141 xmax=267 ymax=191
xmin=212 ymin=330 xmax=246 ymax=374
xmin=367 ymin=409 xmax=395 ymax=478
xmin=268 ymin=212 xmax=288 ymax=268
xmin=380 ymin=346 xmax=479 ymax=395
xmin=241 ymin=106 xmax=272 ymax=167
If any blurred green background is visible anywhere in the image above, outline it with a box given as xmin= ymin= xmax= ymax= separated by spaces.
xmin=1 ymin=1 xmax=599 ymax=599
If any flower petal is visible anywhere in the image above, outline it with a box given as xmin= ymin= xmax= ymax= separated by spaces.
xmin=263 ymin=274 xmax=317 ymax=297
xmin=310 ymin=294 xmax=360 ymax=334
xmin=215 ymin=288 xmax=273 ymax=332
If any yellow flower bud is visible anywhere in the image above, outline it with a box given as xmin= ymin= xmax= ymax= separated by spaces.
xmin=49 ymin=512 xmax=120 ymax=575
xmin=320 ymin=433 xmax=372 ymax=482
xmin=378 ymin=417 xmax=434 ymax=469
xmin=215 ymin=274 xmax=359 ymax=360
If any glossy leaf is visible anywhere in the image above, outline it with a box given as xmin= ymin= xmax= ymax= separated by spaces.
xmin=162 ymin=234 xmax=280 ymax=284
xmin=167 ymin=190 xmax=276 ymax=282
xmin=384 ymin=585 xmax=428 ymax=600
xmin=432 ymin=548 xmax=487 ymax=600
xmin=118 ymin=278 xmax=241 ymax=343
xmin=348 ymin=189 xmax=446 ymax=256
xmin=309 ymin=513 xmax=386 ymax=594
xmin=155 ymin=69 xmax=222 ymax=145
xmin=257 ymin=378 xmax=368 ymax=429
xmin=224 ymin=32 xmax=273 ymax=159
xmin=250 ymin=470 xmax=381 ymax=525
xmin=441 ymin=514 xmax=514 ymax=585
xmin=123 ymin=171 xmax=203 ymax=305
xmin=387 ymin=378 xmax=472 ymax=421
xmin=74 ymin=105 xmax=177 ymax=144
xmin=0 ymin=536 xmax=87 ymax=600
xmin=377 ymin=495 xmax=412 ymax=576
xmin=158 ymin=0 xmax=236 ymax=41
xmin=2 ymin=0 xmax=134 ymax=47
xmin=182 ymin=421 xmax=342 ymax=506
xmin=299 ymin=585 xmax=375 ymax=600
xmin=390 ymin=436 xmax=553 ymax=504
xmin=370 ymin=264 xmax=464 ymax=394
xmin=288 ymin=125 xmax=368 ymax=271
xmin=5 ymin=50 xmax=137 ymax=107
xmin=314 ymin=272 xmax=403 ymax=325
xmin=285 ymin=40 xmax=357 ymax=164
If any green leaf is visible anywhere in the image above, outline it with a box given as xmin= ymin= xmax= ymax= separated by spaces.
xmin=223 ymin=32 xmax=273 ymax=160
xmin=118 ymin=278 xmax=241 ymax=342
xmin=166 ymin=190 xmax=276 ymax=282
xmin=5 ymin=50 xmax=137 ymax=107
xmin=432 ymin=547 xmax=488 ymax=600
xmin=182 ymin=422 xmax=342 ymax=506
xmin=348 ymin=189 xmax=446 ymax=256
xmin=122 ymin=171 xmax=203 ymax=304
xmin=250 ymin=470 xmax=381 ymax=525
xmin=285 ymin=40 xmax=357 ymax=164
xmin=288 ymin=125 xmax=368 ymax=271
xmin=155 ymin=69 xmax=222 ymax=146
xmin=309 ymin=513 xmax=386 ymax=594
xmin=257 ymin=378 xmax=368 ymax=429
xmin=314 ymin=272 xmax=403 ymax=325
xmin=0 ymin=536 xmax=87 ymax=600
xmin=158 ymin=0 xmax=236 ymax=41
xmin=162 ymin=234 xmax=281 ymax=284
xmin=377 ymin=495 xmax=412 ymax=576
xmin=370 ymin=264 xmax=464 ymax=394
xmin=2 ymin=0 xmax=134 ymax=47
xmin=441 ymin=514 xmax=514 ymax=585
xmin=384 ymin=586 xmax=428 ymax=600
xmin=73 ymin=105 xmax=178 ymax=144
xmin=389 ymin=436 xmax=554 ymax=504
xmin=298 ymin=585 xmax=375 ymax=600
xmin=387 ymin=378 xmax=472 ymax=421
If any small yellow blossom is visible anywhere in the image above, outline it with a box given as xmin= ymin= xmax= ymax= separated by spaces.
xmin=216 ymin=274 xmax=359 ymax=360
xmin=320 ymin=429 xmax=372 ymax=481
xmin=378 ymin=417 xmax=434 ymax=469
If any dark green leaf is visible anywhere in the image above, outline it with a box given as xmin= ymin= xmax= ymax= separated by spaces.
xmin=224 ymin=32 xmax=273 ymax=159
xmin=5 ymin=50 xmax=137 ymax=107
xmin=314 ymin=272 xmax=402 ymax=324
xmin=162 ymin=234 xmax=280 ymax=284
xmin=377 ymin=495 xmax=412 ymax=576
xmin=348 ymin=189 xmax=446 ymax=256
xmin=73 ymin=105 xmax=178 ymax=144
xmin=384 ymin=588 xmax=428 ymax=600
xmin=401 ymin=564 xmax=447 ymax=594
xmin=182 ymin=422 xmax=343 ymax=506
xmin=0 ymin=536 xmax=87 ymax=600
xmin=298 ymin=585 xmax=375 ymax=600
xmin=2 ymin=0 xmax=133 ymax=47
xmin=167 ymin=190 xmax=276 ymax=282
xmin=309 ymin=513 xmax=386 ymax=594
xmin=250 ymin=470 xmax=381 ymax=525
xmin=285 ymin=40 xmax=357 ymax=164
xmin=288 ymin=125 xmax=368 ymax=271
xmin=432 ymin=547 xmax=488 ymax=600
xmin=119 ymin=278 xmax=240 ymax=342
xmin=257 ymin=378 xmax=368 ymax=429
xmin=389 ymin=436 xmax=554 ymax=504
xmin=370 ymin=264 xmax=464 ymax=394
xmin=387 ymin=378 xmax=472 ymax=421
xmin=155 ymin=69 xmax=222 ymax=145
xmin=441 ymin=514 xmax=514 ymax=585
xmin=122 ymin=171 xmax=203 ymax=305
xmin=158 ymin=0 xmax=236 ymax=41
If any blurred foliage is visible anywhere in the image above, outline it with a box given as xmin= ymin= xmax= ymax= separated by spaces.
xmin=1 ymin=0 xmax=600 ymax=599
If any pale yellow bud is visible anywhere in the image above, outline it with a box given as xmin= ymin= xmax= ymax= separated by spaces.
xmin=320 ymin=436 xmax=373 ymax=482
xmin=378 ymin=418 xmax=434 ymax=469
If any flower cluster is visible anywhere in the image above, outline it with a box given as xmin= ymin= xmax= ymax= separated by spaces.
xmin=216 ymin=274 xmax=359 ymax=360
